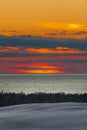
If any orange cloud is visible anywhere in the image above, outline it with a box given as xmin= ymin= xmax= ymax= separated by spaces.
xmin=0 ymin=46 xmax=87 ymax=55
xmin=38 ymin=22 xmax=85 ymax=30
xmin=6 ymin=46 xmax=20 ymax=51
xmin=0 ymin=22 xmax=87 ymax=39
xmin=0 ymin=46 xmax=20 ymax=52
xmin=17 ymin=63 xmax=58 ymax=69
xmin=67 ymin=24 xmax=85 ymax=30
xmin=26 ymin=47 xmax=87 ymax=54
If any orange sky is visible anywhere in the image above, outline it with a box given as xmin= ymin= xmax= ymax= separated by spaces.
xmin=0 ymin=0 xmax=87 ymax=38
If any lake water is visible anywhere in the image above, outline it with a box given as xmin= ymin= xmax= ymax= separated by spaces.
xmin=0 ymin=74 xmax=87 ymax=94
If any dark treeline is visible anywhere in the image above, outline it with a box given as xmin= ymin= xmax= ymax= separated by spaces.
xmin=0 ymin=92 xmax=87 ymax=107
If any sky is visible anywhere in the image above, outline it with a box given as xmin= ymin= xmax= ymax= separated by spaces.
xmin=0 ymin=0 xmax=87 ymax=74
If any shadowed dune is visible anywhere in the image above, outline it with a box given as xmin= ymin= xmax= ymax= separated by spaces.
xmin=0 ymin=103 xmax=87 ymax=130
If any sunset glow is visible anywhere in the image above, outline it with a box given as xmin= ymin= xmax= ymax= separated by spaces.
xmin=0 ymin=0 xmax=87 ymax=74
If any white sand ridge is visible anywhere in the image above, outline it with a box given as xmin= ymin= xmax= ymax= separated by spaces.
xmin=0 ymin=103 xmax=87 ymax=130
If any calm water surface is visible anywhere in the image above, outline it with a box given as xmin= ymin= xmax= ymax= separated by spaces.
xmin=0 ymin=74 xmax=87 ymax=94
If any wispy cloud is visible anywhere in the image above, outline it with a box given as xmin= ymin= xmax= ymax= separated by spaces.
xmin=38 ymin=22 xmax=85 ymax=30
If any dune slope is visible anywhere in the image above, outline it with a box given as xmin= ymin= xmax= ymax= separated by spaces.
xmin=0 ymin=103 xmax=87 ymax=130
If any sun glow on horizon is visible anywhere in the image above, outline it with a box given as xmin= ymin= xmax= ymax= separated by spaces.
xmin=18 ymin=69 xmax=63 ymax=74
xmin=68 ymin=24 xmax=85 ymax=29
xmin=38 ymin=22 xmax=85 ymax=30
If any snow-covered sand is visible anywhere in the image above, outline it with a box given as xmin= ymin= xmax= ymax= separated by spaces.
xmin=0 ymin=103 xmax=87 ymax=130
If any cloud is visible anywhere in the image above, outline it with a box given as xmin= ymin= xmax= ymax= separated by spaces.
xmin=0 ymin=35 xmax=87 ymax=58
xmin=38 ymin=22 xmax=85 ymax=30
xmin=0 ymin=57 xmax=87 ymax=74
xmin=72 ymin=31 xmax=87 ymax=35
xmin=0 ymin=55 xmax=87 ymax=74
xmin=0 ymin=35 xmax=87 ymax=73
xmin=0 ymin=47 xmax=87 ymax=58
xmin=26 ymin=47 xmax=87 ymax=54
xmin=67 ymin=24 xmax=85 ymax=29
xmin=0 ymin=35 xmax=87 ymax=50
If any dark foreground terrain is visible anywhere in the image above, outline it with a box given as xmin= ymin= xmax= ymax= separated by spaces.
xmin=0 ymin=92 xmax=87 ymax=107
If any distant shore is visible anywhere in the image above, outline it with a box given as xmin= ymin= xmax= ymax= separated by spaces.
xmin=0 ymin=92 xmax=87 ymax=107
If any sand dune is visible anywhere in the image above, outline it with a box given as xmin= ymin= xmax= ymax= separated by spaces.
xmin=0 ymin=103 xmax=87 ymax=130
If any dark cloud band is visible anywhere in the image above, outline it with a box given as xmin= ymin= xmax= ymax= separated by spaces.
xmin=0 ymin=35 xmax=87 ymax=50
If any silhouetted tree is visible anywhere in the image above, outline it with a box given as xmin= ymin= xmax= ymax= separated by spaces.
xmin=0 ymin=92 xmax=87 ymax=107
